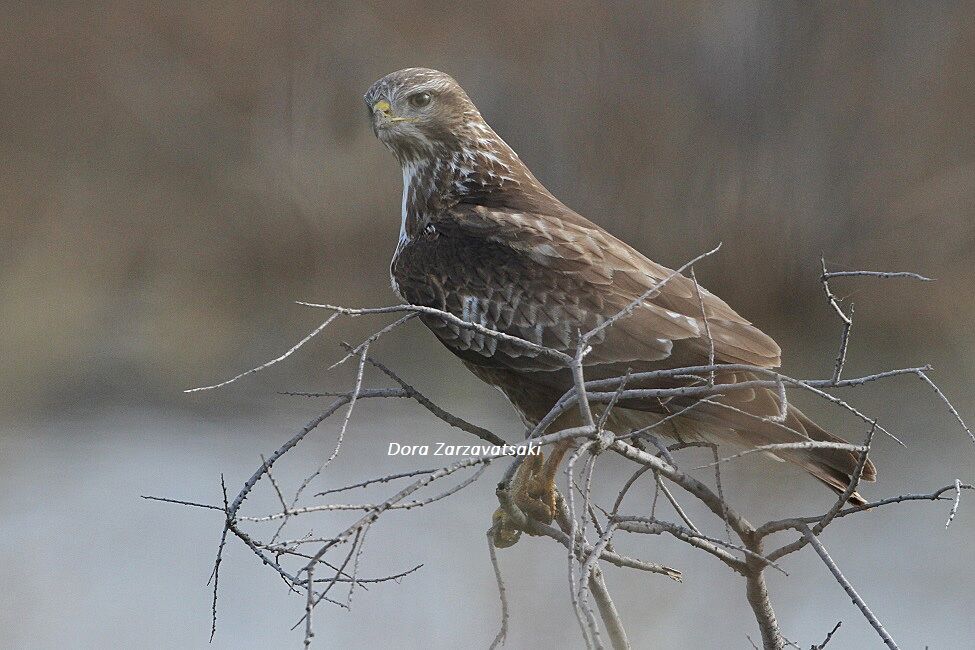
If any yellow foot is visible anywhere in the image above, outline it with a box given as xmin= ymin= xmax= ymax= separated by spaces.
xmin=491 ymin=441 xmax=571 ymax=548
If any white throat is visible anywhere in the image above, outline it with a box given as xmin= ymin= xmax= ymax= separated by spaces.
xmin=390 ymin=162 xmax=418 ymax=299
xmin=397 ymin=162 xmax=417 ymax=252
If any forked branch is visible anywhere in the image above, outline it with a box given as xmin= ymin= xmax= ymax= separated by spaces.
xmin=152 ymin=252 xmax=969 ymax=649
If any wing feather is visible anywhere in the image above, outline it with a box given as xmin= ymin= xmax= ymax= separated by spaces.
xmin=410 ymin=202 xmax=780 ymax=372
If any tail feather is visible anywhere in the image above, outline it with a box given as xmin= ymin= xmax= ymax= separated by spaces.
xmin=787 ymin=408 xmax=876 ymax=506
xmin=670 ymin=387 xmax=877 ymax=504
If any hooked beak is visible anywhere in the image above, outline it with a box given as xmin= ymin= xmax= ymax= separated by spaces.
xmin=370 ymin=99 xmax=415 ymax=135
xmin=372 ymin=99 xmax=392 ymax=116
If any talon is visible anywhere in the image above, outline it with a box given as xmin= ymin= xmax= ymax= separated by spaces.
xmin=491 ymin=484 xmax=556 ymax=548
xmin=522 ymin=476 xmax=558 ymax=523
xmin=491 ymin=441 xmax=573 ymax=547
xmin=491 ymin=509 xmax=522 ymax=548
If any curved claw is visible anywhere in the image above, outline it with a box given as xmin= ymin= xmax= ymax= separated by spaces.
xmin=491 ymin=462 xmax=559 ymax=547
xmin=491 ymin=509 xmax=522 ymax=548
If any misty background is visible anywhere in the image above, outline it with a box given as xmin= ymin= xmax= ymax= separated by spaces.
xmin=1 ymin=2 xmax=973 ymax=648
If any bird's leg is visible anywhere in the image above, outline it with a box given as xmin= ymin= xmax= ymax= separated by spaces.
xmin=536 ymin=437 xmax=574 ymax=514
xmin=492 ymin=438 xmax=574 ymax=547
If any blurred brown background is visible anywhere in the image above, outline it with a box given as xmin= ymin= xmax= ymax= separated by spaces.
xmin=1 ymin=2 xmax=973 ymax=649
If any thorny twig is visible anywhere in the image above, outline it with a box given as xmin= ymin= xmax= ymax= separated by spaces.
xmin=811 ymin=621 xmax=842 ymax=649
xmin=157 ymin=253 xmax=970 ymax=649
xmin=487 ymin=527 xmax=510 ymax=650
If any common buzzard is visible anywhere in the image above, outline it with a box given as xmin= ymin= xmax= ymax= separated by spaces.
xmin=364 ymin=68 xmax=875 ymax=547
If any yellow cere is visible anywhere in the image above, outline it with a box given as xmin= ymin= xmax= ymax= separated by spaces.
xmin=372 ymin=99 xmax=391 ymax=114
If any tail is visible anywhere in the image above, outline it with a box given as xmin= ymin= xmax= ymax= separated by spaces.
xmin=780 ymin=407 xmax=877 ymax=506
xmin=682 ymin=386 xmax=878 ymax=505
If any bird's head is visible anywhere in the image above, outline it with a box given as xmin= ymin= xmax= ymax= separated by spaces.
xmin=364 ymin=68 xmax=485 ymax=163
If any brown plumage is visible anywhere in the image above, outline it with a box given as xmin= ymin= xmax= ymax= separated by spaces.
xmin=365 ymin=68 xmax=875 ymax=505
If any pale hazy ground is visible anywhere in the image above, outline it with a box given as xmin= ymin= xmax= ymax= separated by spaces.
xmin=3 ymin=4 xmax=973 ymax=648
xmin=2 ymin=373 xmax=972 ymax=649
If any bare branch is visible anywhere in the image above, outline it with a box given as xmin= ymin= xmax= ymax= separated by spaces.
xmin=946 ymin=478 xmax=963 ymax=529
xmin=140 ymin=495 xmax=222 ymax=511
xmin=821 ymin=270 xmax=933 ymax=281
xmin=209 ymin=476 xmax=230 ymax=642
xmin=820 ymin=258 xmax=854 ymax=383
xmin=799 ymin=525 xmax=899 ymax=649
xmin=290 ymin=344 xmax=370 ymax=505
xmin=487 ymin=527 xmax=510 ymax=650
xmin=656 ymin=479 xmax=701 ymax=534
xmin=916 ymin=369 xmax=975 ymax=445
xmin=690 ymin=441 xmax=866 ymax=472
xmin=589 ymin=567 xmax=630 ymax=650
xmin=811 ymin=621 xmax=842 ymax=649
xmin=361 ymin=353 xmax=507 ymax=446
xmin=816 ymin=421 xmax=876 ymax=532
xmin=690 ymin=267 xmax=715 ymax=386
xmin=163 ymin=251 xmax=969 ymax=649
xmin=315 ymin=468 xmax=440 ymax=497
xmin=744 ymin=546 xmax=785 ymax=650
xmin=327 ymin=314 xmax=417 ymax=370
xmin=613 ymin=516 xmax=748 ymax=573
xmin=299 ymin=301 xmax=572 ymax=363
xmin=185 ymin=313 xmax=340 ymax=392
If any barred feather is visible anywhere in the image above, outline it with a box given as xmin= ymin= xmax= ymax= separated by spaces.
xmin=367 ymin=67 xmax=876 ymax=502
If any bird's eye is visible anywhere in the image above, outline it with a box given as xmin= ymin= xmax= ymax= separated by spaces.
xmin=408 ymin=92 xmax=432 ymax=108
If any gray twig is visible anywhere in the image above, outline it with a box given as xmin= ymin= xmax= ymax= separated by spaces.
xmin=186 ymin=313 xmax=339 ymax=392
xmin=487 ymin=527 xmax=510 ymax=650
xmin=162 ymin=252 xmax=968 ymax=650
xmin=799 ymin=525 xmax=899 ymax=649
xmin=811 ymin=621 xmax=842 ymax=649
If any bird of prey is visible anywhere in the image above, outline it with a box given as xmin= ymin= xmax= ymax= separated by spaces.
xmin=364 ymin=68 xmax=875 ymax=547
